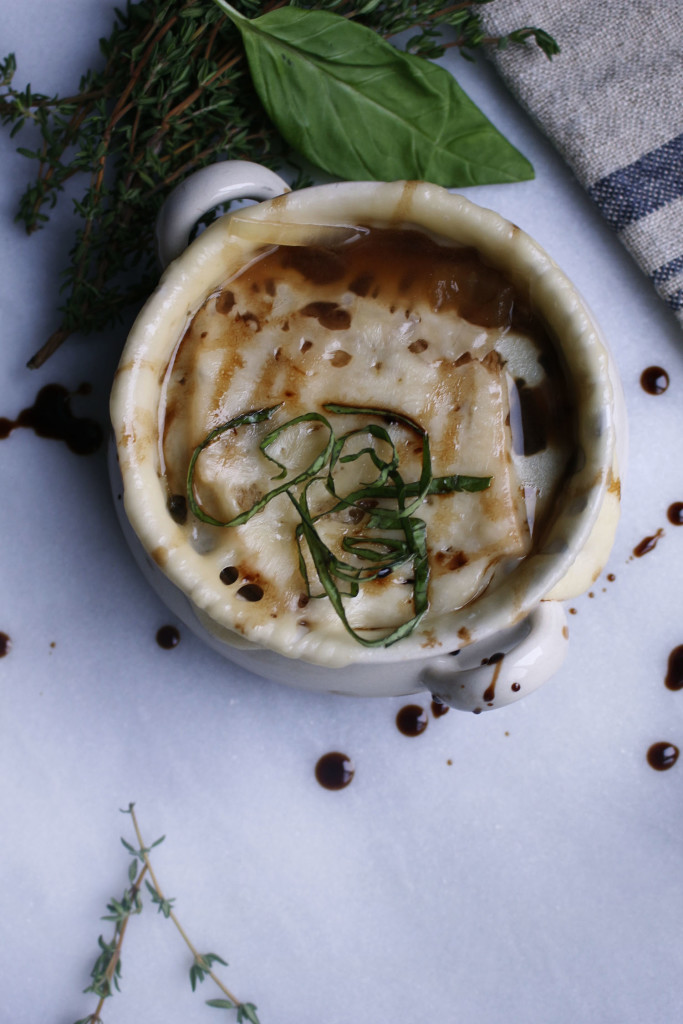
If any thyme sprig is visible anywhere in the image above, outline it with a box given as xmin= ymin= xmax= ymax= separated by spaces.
xmin=187 ymin=404 xmax=490 ymax=646
xmin=74 ymin=804 xmax=259 ymax=1024
xmin=1 ymin=1 xmax=558 ymax=367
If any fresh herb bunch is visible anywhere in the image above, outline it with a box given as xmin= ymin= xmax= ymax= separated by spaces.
xmin=1 ymin=1 xmax=558 ymax=368
xmin=187 ymin=403 xmax=490 ymax=646
xmin=75 ymin=804 xmax=260 ymax=1024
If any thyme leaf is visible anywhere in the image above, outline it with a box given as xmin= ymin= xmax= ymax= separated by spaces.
xmin=186 ymin=404 xmax=491 ymax=646
xmin=73 ymin=803 xmax=258 ymax=1024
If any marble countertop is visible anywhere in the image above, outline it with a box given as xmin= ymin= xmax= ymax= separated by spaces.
xmin=2 ymin=4 xmax=683 ymax=1023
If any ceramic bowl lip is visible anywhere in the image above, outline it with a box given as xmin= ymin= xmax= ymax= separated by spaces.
xmin=110 ymin=179 xmax=615 ymax=666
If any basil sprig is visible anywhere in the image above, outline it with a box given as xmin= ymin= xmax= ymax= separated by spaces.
xmin=214 ymin=1 xmax=534 ymax=187
xmin=186 ymin=403 xmax=490 ymax=648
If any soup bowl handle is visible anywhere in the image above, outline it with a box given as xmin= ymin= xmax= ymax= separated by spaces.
xmin=156 ymin=160 xmax=291 ymax=267
xmin=420 ymin=601 xmax=569 ymax=712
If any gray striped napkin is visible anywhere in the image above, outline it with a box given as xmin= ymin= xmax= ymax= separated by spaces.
xmin=479 ymin=0 xmax=683 ymax=329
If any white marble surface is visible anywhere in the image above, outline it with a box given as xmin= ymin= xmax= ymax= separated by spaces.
xmin=2 ymin=3 xmax=683 ymax=1023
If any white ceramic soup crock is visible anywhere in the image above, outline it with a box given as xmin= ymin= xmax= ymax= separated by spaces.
xmin=110 ymin=160 xmax=625 ymax=711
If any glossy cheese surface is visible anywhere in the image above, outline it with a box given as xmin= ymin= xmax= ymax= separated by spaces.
xmin=160 ymin=228 xmax=531 ymax=652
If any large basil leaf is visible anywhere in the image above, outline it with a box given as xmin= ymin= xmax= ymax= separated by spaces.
xmin=214 ymin=1 xmax=533 ymax=186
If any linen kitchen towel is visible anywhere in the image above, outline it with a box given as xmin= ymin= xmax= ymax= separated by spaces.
xmin=479 ymin=0 xmax=683 ymax=329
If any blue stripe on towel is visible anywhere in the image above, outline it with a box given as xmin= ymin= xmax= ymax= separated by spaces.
xmin=666 ymin=287 xmax=683 ymax=313
xmin=588 ymin=133 xmax=683 ymax=232
xmin=651 ymin=254 xmax=683 ymax=288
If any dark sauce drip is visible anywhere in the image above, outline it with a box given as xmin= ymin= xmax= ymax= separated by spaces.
xmin=0 ymin=383 xmax=102 ymax=455
xmin=220 ymin=565 xmax=239 ymax=585
xmin=396 ymin=704 xmax=428 ymax=736
xmin=667 ymin=502 xmax=683 ymax=525
xmin=237 ymin=583 xmax=264 ymax=602
xmin=665 ymin=646 xmax=683 ymax=691
xmin=431 ymin=698 xmax=449 ymax=718
xmin=633 ymin=529 xmax=663 ymax=557
xmin=281 ymin=246 xmax=346 ymax=285
xmin=280 ymin=230 xmax=518 ymax=329
xmin=640 ymin=366 xmax=669 ymax=395
xmin=348 ymin=271 xmax=373 ymax=296
xmin=481 ymin=651 xmax=504 ymax=666
xmin=216 ymin=288 xmax=235 ymax=313
xmin=483 ymin=655 xmax=505 ymax=703
xmin=647 ymin=742 xmax=679 ymax=771
xmin=156 ymin=624 xmax=180 ymax=649
xmin=315 ymin=751 xmax=354 ymax=789
xmin=0 ymin=632 xmax=11 ymax=657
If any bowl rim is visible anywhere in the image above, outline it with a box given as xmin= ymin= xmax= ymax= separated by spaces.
xmin=110 ymin=179 xmax=617 ymax=667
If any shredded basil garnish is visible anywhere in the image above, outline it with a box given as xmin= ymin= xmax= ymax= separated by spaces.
xmin=186 ymin=404 xmax=491 ymax=647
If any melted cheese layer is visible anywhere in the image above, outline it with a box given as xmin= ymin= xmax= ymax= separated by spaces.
xmin=161 ymin=227 xmax=532 ymax=652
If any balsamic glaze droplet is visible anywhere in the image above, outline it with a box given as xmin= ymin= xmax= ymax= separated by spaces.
xmin=396 ymin=704 xmax=428 ymax=736
xmin=665 ymin=646 xmax=683 ymax=691
xmin=315 ymin=752 xmax=354 ymax=790
xmin=167 ymin=494 xmax=187 ymax=524
xmin=156 ymin=625 xmax=180 ymax=649
xmin=237 ymin=583 xmax=264 ymax=601
xmin=220 ymin=565 xmax=239 ymax=585
xmin=0 ymin=383 xmax=103 ymax=454
xmin=431 ymin=698 xmax=449 ymax=718
xmin=667 ymin=502 xmax=683 ymax=526
xmin=646 ymin=742 xmax=679 ymax=771
xmin=640 ymin=366 xmax=669 ymax=395
xmin=0 ymin=632 xmax=11 ymax=657
xmin=633 ymin=530 xmax=663 ymax=558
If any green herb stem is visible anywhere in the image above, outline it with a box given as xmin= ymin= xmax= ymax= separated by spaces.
xmin=127 ymin=805 xmax=246 ymax=1013
xmin=75 ymin=804 xmax=258 ymax=1024
xmin=84 ymin=862 xmax=149 ymax=1024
